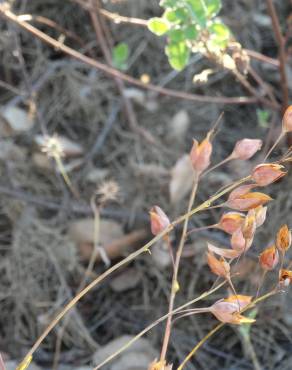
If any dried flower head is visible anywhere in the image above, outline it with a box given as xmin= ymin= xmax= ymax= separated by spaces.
xmin=251 ymin=164 xmax=286 ymax=186
xmin=207 ymin=252 xmax=230 ymax=278
xmin=210 ymin=295 xmax=254 ymax=325
xmin=217 ymin=212 xmax=245 ymax=234
xmin=230 ymin=138 xmax=262 ymax=160
xmin=282 ymin=105 xmax=292 ymax=133
xmin=149 ymin=206 xmax=170 ymax=236
xmin=190 ymin=137 xmax=212 ymax=174
xmin=96 ymin=181 xmax=119 ymax=205
xmin=148 ymin=360 xmax=173 ymax=370
xmin=276 ymin=224 xmax=291 ymax=253
xmin=279 ymin=269 xmax=292 ymax=287
xmin=259 ymin=245 xmax=279 ymax=270
xmin=41 ymin=134 xmax=64 ymax=158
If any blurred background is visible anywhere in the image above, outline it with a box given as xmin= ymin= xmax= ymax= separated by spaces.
xmin=0 ymin=0 xmax=292 ymax=369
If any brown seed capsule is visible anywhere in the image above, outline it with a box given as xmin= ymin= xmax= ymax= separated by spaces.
xmin=282 ymin=105 xmax=292 ymax=133
xmin=210 ymin=295 xmax=254 ymax=324
xmin=230 ymin=138 xmax=262 ymax=160
xmin=259 ymin=245 xmax=279 ymax=270
xmin=251 ymin=163 xmax=286 ymax=186
xmin=217 ymin=212 xmax=245 ymax=234
xmin=190 ymin=137 xmax=212 ymax=174
xmin=279 ymin=269 xmax=292 ymax=287
xmin=276 ymin=224 xmax=291 ymax=252
xmin=226 ymin=191 xmax=272 ymax=211
xmin=149 ymin=206 xmax=170 ymax=236
xmin=207 ymin=252 xmax=230 ymax=278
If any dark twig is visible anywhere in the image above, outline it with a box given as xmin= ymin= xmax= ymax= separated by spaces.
xmin=0 ymin=6 xmax=262 ymax=106
xmin=265 ymin=0 xmax=289 ymax=114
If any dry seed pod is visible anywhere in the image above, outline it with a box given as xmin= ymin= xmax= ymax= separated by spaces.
xmin=279 ymin=269 xmax=292 ymax=287
xmin=190 ymin=137 xmax=212 ymax=174
xmin=282 ymin=105 xmax=292 ymax=133
xmin=259 ymin=245 xmax=279 ymax=270
xmin=230 ymin=138 xmax=262 ymax=160
xmin=207 ymin=252 xmax=230 ymax=278
xmin=226 ymin=192 xmax=272 ymax=211
xmin=217 ymin=212 xmax=245 ymax=234
xmin=254 ymin=206 xmax=267 ymax=228
xmin=242 ymin=209 xmax=256 ymax=240
xmin=231 ymin=228 xmax=246 ymax=252
xmin=149 ymin=206 xmax=170 ymax=236
xmin=251 ymin=163 xmax=286 ymax=186
xmin=210 ymin=295 xmax=254 ymax=324
xmin=276 ymin=224 xmax=291 ymax=253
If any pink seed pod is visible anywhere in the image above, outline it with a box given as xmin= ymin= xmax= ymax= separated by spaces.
xmin=251 ymin=163 xmax=286 ymax=186
xmin=242 ymin=209 xmax=256 ymax=240
xmin=231 ymin=227 xmax=246 ymax=251
xmin=254 ymin=206 xmax=267 ymax=228
xmin=190 ymin=137 xmax=212 ymax=174
xmin=230 ymin=138 xmax=262 ymax=160
xmin=217 ymin=212 xmax=245 ymax=235
xmin=282 ymin=105 xmax=292 ymax=133
xmin=259 ymin=245 xmax=279 ymax=270
xmin=226 ymin=191 xmax=272 ymax=211
xmin=149 ymin=206 xmax=170 ymax=236
xmin=210 ymin=295 xmax=254 ymax=324
xmin=207 ymin=252 xmax=230 ymax=278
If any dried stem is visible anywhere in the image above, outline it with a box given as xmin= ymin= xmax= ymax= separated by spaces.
xmin=0 ymin=6 xmax=264 ymax=106
xmin=160 ymin=172 xmax=199 ymax=363
xmin=265 ymin=0 xmax=289 ymax=114
xmin=178 ymin=290 xmax=277 ymax=369
xmin=93 ymin=280 xmax=227 ymax=370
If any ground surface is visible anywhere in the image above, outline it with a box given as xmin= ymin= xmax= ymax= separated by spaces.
xmin=0 ymin=0 xmax=292 ymax=369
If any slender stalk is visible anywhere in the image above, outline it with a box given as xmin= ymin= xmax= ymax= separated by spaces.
xmin=16 ymin=175 xmax=250 ymax=368
xmin=160 ymin=172 xmax=199 ymax=362
xmin=263 ymin=132 xmax=285 ymax=161
xmin=178 ymin=290 xmax=277 ymax=369
xmin=202 ymin=156 xmax=232 ymax=177
xmin=93 ymin=280 xmax=227 ymax=370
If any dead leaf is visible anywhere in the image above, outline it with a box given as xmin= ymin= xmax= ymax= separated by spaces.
xmin=169 ymin=154 xmax=193 ymax=204
xmin=69 ymin=219 xmax=148 ymax=261
xmin=34 ymin=135 xmax=84 ymax=157
xmin=110 ymin=268 xmax=142 ymax=292
xmin=2 ymin=106 xmax=34 ymax=132
xmin=69 ymin=218 xmax=123 ymax=245
xmin=168 ymin=110 xmax=190 ymax=140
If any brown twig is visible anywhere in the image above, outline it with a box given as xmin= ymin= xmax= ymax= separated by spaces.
xmin=265 ymin=0 xmax=289 ymax=114
xmin=0 ymin=6 xmax=262 ymax=106
xmin=88 ymin=0 xmax=157 ymax=144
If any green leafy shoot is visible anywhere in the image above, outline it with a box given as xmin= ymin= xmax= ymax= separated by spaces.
xmin=112 ymin=42 xmax=129 ymax=71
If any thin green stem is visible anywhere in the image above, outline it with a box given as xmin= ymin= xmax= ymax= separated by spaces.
xmin=178 ymin=290 xmax=277 ymax=369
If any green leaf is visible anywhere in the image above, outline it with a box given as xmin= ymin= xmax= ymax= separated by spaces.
xmin=209 ymin=21 xmax=230 ymax=40
xmin=165 ymin=41 xmax=190 ymax=70
xmin=184 ymin=24 xmax=198 ymax=40
xmin=160 ymin=0 xmax=177 ymax=7
xmin=206 ymin=0 xmax=221 ymax=17
xmin=168 ymin=28 xmax=186 ymax=42
xmin=148 ymin=17 xmax=170 ymax=36
xmin=112 ymin=42 xmax=129 ymax=70
xmin=185 ymin=0 xmax=208 ymax=27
